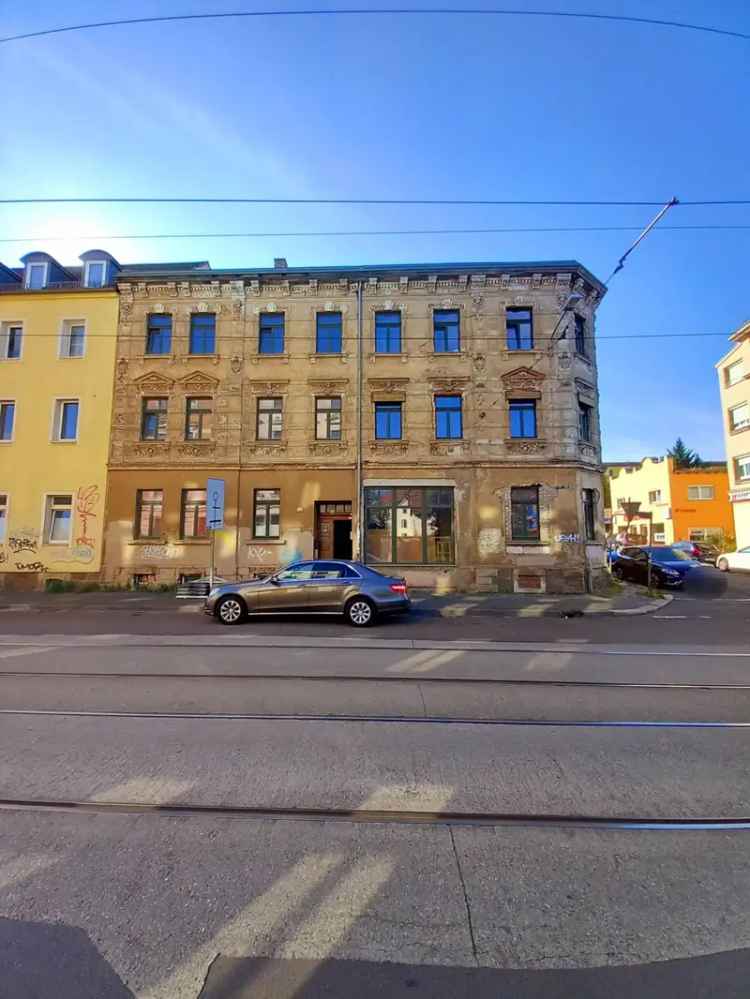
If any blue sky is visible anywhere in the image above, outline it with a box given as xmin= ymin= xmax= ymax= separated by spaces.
xmin=3 ymin=1 xmax=749 ymax=460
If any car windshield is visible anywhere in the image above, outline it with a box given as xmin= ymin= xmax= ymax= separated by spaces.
xmin=648 ymin=547 xmax=691 ymax=562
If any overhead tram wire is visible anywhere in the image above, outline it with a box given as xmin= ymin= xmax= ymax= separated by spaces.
xmin=4 ymin=224 xmax=750 ymax=243
xmin=2 ymin=196 xmax=750 ymax=206
xmin=2 ymin=7 xmax=750 ymax=46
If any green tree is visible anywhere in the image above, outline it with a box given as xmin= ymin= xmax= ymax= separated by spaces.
xmin=668 ymin=437 xmax=702 ymax=468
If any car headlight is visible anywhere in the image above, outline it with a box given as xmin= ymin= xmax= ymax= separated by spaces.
xmin=208 ymin=587 xmax=221 ymax=599
xmin=663 ymin=569 xmax=680 ymax=577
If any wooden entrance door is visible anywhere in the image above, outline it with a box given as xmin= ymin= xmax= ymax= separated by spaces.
xmin=316 ymin=502 xmax=352 ymax=560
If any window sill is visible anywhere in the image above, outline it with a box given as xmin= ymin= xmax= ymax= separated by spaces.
xmin=179 ymin=538 xmax=211 ymax=545
xmin=504 ymin=348 xmax=539 ymax=355
xmin=508 ymin=541 xmax=545 ymax=546
xmin=0 ymin=440 xmax=14 ymax=445
xmin=129 ymin=539 xmax=168 ymax=546
xmin=369 ymin=352 xmax=407 ymax=358
xmin=50 ymin=439 xmax=78 ymax=445
xmin=187 ymin=353 xmax=218 ymax=359
xmin=430 ymin=351 xmax=466 ymax=358
xmin=730 ymin=425 xmax=750 ymax=435
xmin=252 ymin=352 xmax=290 ymax=361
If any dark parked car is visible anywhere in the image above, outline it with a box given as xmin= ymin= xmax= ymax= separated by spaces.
xmin=205 ymin=560 xmax=410 ymax=626
xmin=610 ymin=545 xmax=694 ymax=589
xmin=672 ymin=540 xmax=720 ymax=564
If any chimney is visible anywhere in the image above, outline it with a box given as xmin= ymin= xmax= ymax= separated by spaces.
xmin=274 ymin=257 xmax=288 ymax=270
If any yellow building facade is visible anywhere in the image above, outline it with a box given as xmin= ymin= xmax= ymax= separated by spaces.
xmin=0 ymin=251 xmax=120 ymax=590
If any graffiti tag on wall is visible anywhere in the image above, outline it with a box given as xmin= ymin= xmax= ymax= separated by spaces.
xmin=557 ymin=533 xmax=581 ymax=543
xmin=247 ymin=546 xmax=274 ymax=562
xmin=8 ymin=535 xmax=38 ymax=554
xmin=15 ymin=561 xmax=47 ymax=572
xmin=76 ymin=485 xmax=100 ymax=548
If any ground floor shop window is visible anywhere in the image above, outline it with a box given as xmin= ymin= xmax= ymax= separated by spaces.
xmin=365 ymin=486 xmax=454 ymax=564
xmin=582 ymin=488 xmax=596 ymax=541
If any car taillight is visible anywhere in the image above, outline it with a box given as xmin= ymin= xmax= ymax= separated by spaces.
xmin=390 ymin=582 xmax=408 ymax=594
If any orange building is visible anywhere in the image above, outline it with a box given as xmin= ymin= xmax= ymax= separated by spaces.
xmin=607 ymin=457 xmax=733 ymax=547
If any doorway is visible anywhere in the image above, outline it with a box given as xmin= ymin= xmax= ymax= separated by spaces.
xmin=315 ymin=501 xmax=353 ymax=560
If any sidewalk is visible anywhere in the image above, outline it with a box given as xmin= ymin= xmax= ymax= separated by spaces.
xmin=0 ymin=584 xmax=670 ymax=617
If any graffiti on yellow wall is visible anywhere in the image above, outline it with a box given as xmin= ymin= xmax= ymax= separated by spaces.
xmin=75 ymin=485 xmax=100 ymax=549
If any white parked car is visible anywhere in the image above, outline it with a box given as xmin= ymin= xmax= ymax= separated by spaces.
xmin=716 ymin=547 xmax=750 ymax=572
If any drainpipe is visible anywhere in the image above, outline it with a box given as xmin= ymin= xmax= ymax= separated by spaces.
xmin=355 ymin=282 xmax=364 ymax=560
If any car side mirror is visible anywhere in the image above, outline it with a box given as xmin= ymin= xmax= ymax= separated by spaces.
xmin=269 ymin=577 xmax=281 ymax=586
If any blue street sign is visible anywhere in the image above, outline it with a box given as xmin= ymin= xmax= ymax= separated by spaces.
xmin=207 ymin=478 xmax=225 ymax=530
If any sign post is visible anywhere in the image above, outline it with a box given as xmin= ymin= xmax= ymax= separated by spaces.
xmin=206 ymin=478 xmax=225 ymax=589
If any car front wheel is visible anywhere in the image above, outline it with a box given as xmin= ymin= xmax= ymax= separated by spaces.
xmin=718 ymin=558 xmax=730 ymax=572
xmin=216 ymin=595 xmax=247 ymax=625
xmin=346 ymin=597 xmax=376 ymax=628
xmin=612 ymin=565 xmax=625 ymax=581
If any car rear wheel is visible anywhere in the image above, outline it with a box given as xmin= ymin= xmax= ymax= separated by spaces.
xmin=612 ymin=564 xmax=625 ymax=581
xmin=216 ymin=595 xmax=247 ymax=625
xmin=718 ymin=558 xmax=730 ymax=572
xmin=346 ymin=597 xmax=376 ymax=628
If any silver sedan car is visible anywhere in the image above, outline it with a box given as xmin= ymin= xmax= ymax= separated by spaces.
xmin=205 ymin=560 xmax=410 ymax=627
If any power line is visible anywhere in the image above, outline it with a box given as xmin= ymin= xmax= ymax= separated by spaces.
xmin=3 ymin=196 xmax=750 ymax=206
xmin=2 ymin=7 xmax=749 ymax=46
xmin=5 ymin=331 xmax=732 ymax=341
xmin=3 ymin=224 xmax=750 ymax=244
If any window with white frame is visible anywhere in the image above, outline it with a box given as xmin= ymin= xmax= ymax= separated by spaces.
xmin=0 ymin=494 xmax=6 ymax=541
xmin=0 ymin=323 xmax=22 ymax=360
xmin=726 ymin=360 xmax=745 ymax=387
xmin=52 ymin=400 xmax=79 ymax=441
xmin=25 ymin=262 xmax=48 ymax=289
xmin=83 ymin=260 xmax=107 ymax=288
xmin=687 ymin=485 xmax=715 ymax=501
xmin=44 ymin=494 xmax=73 ymax=544
xmin=648 ymin=490 xmax=662 ymax=503
xmin=730 ymin=402 xmax=750 ymax=431
xmin=59 ymin=320 xmax=86 ymax=358
xmin=735 ymin=455 xmax=750 ymax=482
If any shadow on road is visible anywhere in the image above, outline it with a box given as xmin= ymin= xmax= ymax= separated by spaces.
xmin=0 ymin=916 xmax=134 ymax=998
xmin=199 ymin=949 xmax=750 ymax=999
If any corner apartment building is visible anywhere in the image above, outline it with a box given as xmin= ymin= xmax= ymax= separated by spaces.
xmin=0 ymin=250 xmax=121 ymax=590
xmin=607 ymin=456 xmax=733 ymax=546
xmin=103 ymin=258 xmax=608 ymax=593
xmin=716 ymin=320 xmax=750 ymax=548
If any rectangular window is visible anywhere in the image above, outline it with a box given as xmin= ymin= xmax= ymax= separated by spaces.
xmin=375 ymin=402 xmax=402 ymax=439
xmin=506 ymin=308 xmax=533 ymax=350
xmin=375 ymin=311 xmax=401 ymax=353
xmin=1 ymin=324 xmax=22 ymax=360
xmin=730 ymin=403 xmax=750 ymax=431
xmin=509 ymin=399 xmax=537 ymax=438
xmin=254 ymin=488 xmax=280 ymax=538
xmin=726 ymin=360 xmax=744 ymax=386
xmin=433 ymin=309 xmax=460 ymax=353
xmin=146 ymin=314 xmax=172 ymax=355
xmin=26 ymin=262 xmax=47 ymax=289
xmin=579 ymin=401 xmax=593 ymax=442
xmin=687 ymin=485 xmax=715 ymax=501
xmin=181 ymin=489 xmax=207 ymax=538
xmin=435 ymin=395 xmax=463 ymax=439
xmin=53 ymin=400 xmax=79 ymax=441
xmin=316 ymin=397 xmax=342 ymax=440
xmin=511 ymin=486 xmax=540 ymax=542
xmin=364 ymin=486 xmax=454 ymax=565
xmin=574 ymin=314 xmax=587 ymax=356
xmin=648 ymin=490 xmax=662 ymax=503
xmin=316 ymin=312 xmax=342 ymax=353
xmin=257 ymin=397 xmax=283 ymax=440
xmin=141 ymin=398 xmax=168 ymax=441
xmin=259 ymin=313 xmax=284 ymax=354
xmin=60 ymin=321 xmax=85 ymax=358
xmin=44 ymin=494 xmax=73 ymax=544
xmin=0 ymin=402 xmax=14 ymax=441
xmin=583 ymin=488 xmax=596 ymax=541
xmin=185 ymin=397 xmax=212 ymax=440
xmin=189 ymin=313 xmax=216 ymax=354
xmin=84 ymin=261 xmax=106 ymax=288
xmin=735 ymin=455 xmax=750 ymax=481
xmin=135 ymin=489 xmax=164 ymax=539
xmin=0 ymin=494 xmax=5 ymax=541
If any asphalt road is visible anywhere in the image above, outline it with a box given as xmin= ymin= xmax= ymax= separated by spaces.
xmin=1 ymin=635 xmax=750 ymax=997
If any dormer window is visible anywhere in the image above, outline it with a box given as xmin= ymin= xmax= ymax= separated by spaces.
xmin=84 ymin=260 xmax=107 ymax=288
xmin=26 ymin=262 xmax=48 ymax=289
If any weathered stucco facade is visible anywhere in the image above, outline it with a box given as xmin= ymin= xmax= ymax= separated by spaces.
xmin=103 ymin=260 xmax=607 ymax=592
